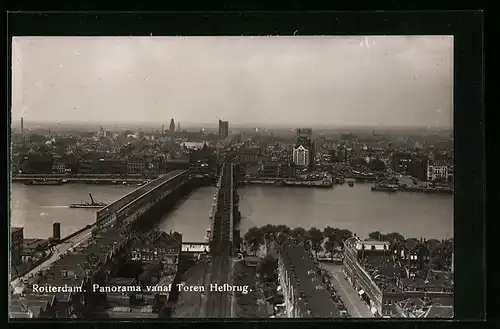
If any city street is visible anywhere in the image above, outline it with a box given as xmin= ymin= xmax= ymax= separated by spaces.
xmin=11 ymin=227 xmax=93 ymax=290
xmin=320 ymin=263 xmax=375 ymax=318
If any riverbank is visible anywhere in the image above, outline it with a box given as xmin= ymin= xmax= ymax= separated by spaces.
xmin=12 ymin=177 xmax=149 ymax=185
xmin=371 ymin=184 xmax=453 ymax=194
xmin=241 ymin=178 xmax=333 ymax=188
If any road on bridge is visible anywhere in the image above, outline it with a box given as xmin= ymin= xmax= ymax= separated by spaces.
xmin=204 ymin=256 xmax=232 ymax=318
xmin=11 ymin=227 xmax=93 ymax=291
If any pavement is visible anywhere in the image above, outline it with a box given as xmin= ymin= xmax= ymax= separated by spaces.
xmin=319 ymin=263 xmax=374 ymax=318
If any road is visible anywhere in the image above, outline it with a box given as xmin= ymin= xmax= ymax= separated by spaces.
xmin=320 ymin=263 xmax=375 ymax=318
xmin=10 ymin=227 xmax=93 ymax=290
xmin=204 ymin=256 xmax=232 ymax=318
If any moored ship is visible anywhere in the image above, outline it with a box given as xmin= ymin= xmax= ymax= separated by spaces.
xmin=24 ymin=179 xmax=67 ymax=186
xmin=69 ymin=193 xmax=107 ymax=209
xmin=371 ymin=184 xmax=399 ymax=193
xmin=283 ymin=177 xmax=333 ymax=188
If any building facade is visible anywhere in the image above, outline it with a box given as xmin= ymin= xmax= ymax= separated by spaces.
xmin=218 ymin=120 xmax=229 ymax=138
xmin=295 ymin=128 xmax=314 ymax=168
xmin=292 ymin=145 xmax=310 ymax=167
xmin=427 ymin=165 xmax=449 ymax=182
xmin=11 ymin=227 xmax=24 ymax=265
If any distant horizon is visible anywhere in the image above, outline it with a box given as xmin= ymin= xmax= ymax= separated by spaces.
xmin=10 ymin=119 xmax=453 ymax=131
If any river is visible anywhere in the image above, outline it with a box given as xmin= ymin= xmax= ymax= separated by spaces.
xmin=10 ymin=182 xmax=453 ymax=242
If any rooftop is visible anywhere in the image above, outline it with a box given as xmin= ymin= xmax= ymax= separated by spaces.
xmin=11 ymin=227 xmax=23 ymax=234
xmin=281 ymin=242 xmax=340 ymax=318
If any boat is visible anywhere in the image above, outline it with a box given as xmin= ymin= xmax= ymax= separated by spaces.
xmin=24 ymin=179 xmax=67 ymax=186
xmin=348 ymin=181 xmax=354 ymax=187
xmin=371 ymin=184 xmax=398 ymax=193
xmin=69 ymin=193 xmax=107 ymax=209
xmin=283 ymin=178 xmax=333 ymax=188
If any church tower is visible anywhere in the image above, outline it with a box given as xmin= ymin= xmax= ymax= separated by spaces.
xmin=169 ymin=118 xmax=175 ymax=132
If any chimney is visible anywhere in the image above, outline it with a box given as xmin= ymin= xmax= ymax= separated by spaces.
xmin=21 ymin=117 xmax=24 ymax=134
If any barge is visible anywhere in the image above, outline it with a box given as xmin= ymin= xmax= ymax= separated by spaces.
xmin=24 ymin=179 xmax=67 ymax=186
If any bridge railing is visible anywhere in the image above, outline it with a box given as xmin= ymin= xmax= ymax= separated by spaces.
xmin=96 ymin=170 xmax=187 ymax=222
xmin=115 ymin=170 xmax=189 ymax=219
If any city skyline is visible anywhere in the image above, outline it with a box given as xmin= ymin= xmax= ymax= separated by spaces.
xmin=12 ymin=36 xmax=453 ymax=127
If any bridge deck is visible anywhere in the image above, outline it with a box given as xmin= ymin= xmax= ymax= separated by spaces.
xmin=96 ymin=170 xmax=188 ymax=222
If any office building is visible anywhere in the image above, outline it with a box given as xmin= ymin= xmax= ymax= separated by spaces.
xmin=292 ymin=145 xmax=310 ymax=167
xmin=293 ymin=128 xmax=314 ymax=168
xmin=169 ymin=118 xmax=176 ymax=132
xmin=218 ymin=120 xmax=229 ymax=138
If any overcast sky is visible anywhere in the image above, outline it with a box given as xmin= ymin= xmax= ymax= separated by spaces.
xmin=11 ymin=36 xmax=453 ymax=128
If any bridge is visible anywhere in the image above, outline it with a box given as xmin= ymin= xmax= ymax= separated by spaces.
xmin=95 ymin=170 xmax=190 ymax=227
xmin=202 ymin=162 xmax=240 ymax=318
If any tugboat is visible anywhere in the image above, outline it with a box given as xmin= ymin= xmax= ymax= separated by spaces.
xmin=69 ymin=193 xmax=107 ymax=209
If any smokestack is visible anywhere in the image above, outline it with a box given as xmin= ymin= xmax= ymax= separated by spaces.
xmin=21 ymin=117 xmax=24 ymax=134
xmin=53 ymin=223 xmax=61 ymax=241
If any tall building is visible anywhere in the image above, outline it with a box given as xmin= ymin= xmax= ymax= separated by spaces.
xmin=169 ymin=118 xmax=176 ymax=132
xmin=218 ymin=120 xmax=229 ymax=138
xmin=11 ymin=227 xmax=24 ymax=266
xmin=161 ymin=124 xmax=165 ymax=134
xmin=292 ymin=145 xmax=310 ymax=167
xmin=177 ymin=122 xmax=180 ymax=131
xmin=293 ymin=128 xmax=314 ymax=168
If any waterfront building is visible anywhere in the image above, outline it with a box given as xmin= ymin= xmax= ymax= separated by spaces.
xmin=391 ymin=152 xmax=428 ymax=181
xmin=218 ymin=120 xmax=229 ymax=138
xmin=294 ymin=128 xmax=314 ymax=168
xmin=127 ymin=157 xmax=146 ymax=175
xmin=427 ymin=164 xmax=449 ymax=182
xmin=19 ymin=154 xmax=54 ymax=174
xmin=277 ymin=241 xmax=341 ymax=318
xmin=292 ymin=145 xmax=310 ymax=167
xmin=11 ymin=227 xmax=24 ymax=266
xmin=260 ymin=162 xmax=281 ymax=177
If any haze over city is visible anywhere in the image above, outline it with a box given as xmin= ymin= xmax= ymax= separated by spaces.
xmin=11 ymin=36 xmax=453 ymax=128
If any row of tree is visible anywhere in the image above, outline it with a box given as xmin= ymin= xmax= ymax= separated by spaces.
xmin=243 ymin=224 xmax=354 ymax=257
xmin=243 ymin=225 xmax=454 ymax=261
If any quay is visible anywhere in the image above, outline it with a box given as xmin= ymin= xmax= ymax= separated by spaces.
xmin=242 ymin=175 xmax=334 ymax=188
xmin=12 ymin=176 xmax=151 ymax=184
